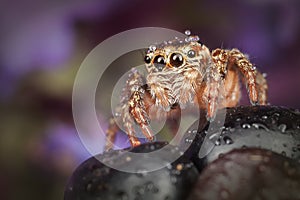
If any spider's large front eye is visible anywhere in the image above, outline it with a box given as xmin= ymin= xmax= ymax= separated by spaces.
xmin=153 ymin=55 xmax=166 ymax=71
xmin=170 ymin=53 xmax=184 ymax=68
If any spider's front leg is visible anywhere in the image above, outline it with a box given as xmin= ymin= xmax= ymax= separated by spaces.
xmin=105 ymin=69 xmax=153 ymax=150
xmin=202 ymin=51 xmax=227 ymax=121
xmin=128 ymin=88 xmax=154 ymax=146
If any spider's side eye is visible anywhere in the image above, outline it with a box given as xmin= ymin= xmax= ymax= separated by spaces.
xmin=153 ymin=55 xmax=166 ymax=71
xmin=144 ymin=55 xmax=151 ymax=64
xmin=170 ymin=53 xmax=184 ymax=67
xmin=187 ymin=50 xmax=196 ymax=58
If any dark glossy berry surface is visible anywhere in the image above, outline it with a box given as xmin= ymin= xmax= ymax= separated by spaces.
xmin=65 ymin=142 xmax=198 ymax=200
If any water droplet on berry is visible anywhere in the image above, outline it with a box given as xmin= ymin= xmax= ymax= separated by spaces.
xmin=215 ymin=138 xmax=221 ymax=146
xmin=223 ymin=136 xmax=233 ymax=145
xmin=242 ymin=123 xmax=251 ymax=129
xmin=185 ymin=137 xmax=193 ymax=144
xmin=252 ymin=123 xmax=269 ymax=131
xmin=278 ymin=124 xmax=287 ymax=133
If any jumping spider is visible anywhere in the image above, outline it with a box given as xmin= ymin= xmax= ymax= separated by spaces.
xmin=105 ymin=31 xmax=268 ymax=150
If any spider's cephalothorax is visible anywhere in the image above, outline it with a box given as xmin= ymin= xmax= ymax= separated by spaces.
xmin=105 ymin=31 xmax=268 ymax=150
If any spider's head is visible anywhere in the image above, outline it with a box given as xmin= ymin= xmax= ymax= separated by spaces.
xmin=144 ymin=33 xmax=210 ymax=74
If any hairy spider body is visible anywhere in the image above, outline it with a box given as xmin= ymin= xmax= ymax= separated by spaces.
xmin=105 ymin=32 xmax=268 ymax=150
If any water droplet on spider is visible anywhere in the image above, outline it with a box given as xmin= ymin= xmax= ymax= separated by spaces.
xmin=184 ymin=30 xmax=191 ymax=36
xmin=236 ymin=118 xmax=241 ymax=122
xmin=149 ymin=45 xmax=156 ymax=51
xmin=242 ymin=123 xmax=251 ymax=129
xmin=223 ymin=136 xmax=233 ymax=145
xmin=278 ymin=124 xmax=287 ymax=133
xmin=184 ymin=37 xmax=190 ymax=42
xmin=262 ymin=73 xmax=267 ymax=78
xmin=261 ymin=115 xmax=268 ymax=120
xmin=189 ymin=35 xmax=200 ymax=42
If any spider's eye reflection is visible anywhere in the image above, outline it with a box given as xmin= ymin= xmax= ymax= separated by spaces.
xmin=170 ymin=53 xmax=184 ymax=67
xmin=153 ymin=55 xmax=166 ymax=71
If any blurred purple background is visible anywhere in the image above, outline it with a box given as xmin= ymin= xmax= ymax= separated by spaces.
xmin=0 ymin=0 xmax=300 ymax=199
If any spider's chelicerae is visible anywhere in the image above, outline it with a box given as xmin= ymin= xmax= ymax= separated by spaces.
xmin=105 ymin=31 xmax=268 ymax=150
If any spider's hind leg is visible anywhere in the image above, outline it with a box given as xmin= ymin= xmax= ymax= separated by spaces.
xmin=105 ymin=117 xmax=120 ymax=151
xmin=227 ymin=48 xmax=268 ymax=105
xmin=255 ymin=71 xmax=268 ymax=105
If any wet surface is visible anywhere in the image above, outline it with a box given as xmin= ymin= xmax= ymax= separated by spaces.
xmin=188 ymin=148 xmax=300 ymax=200
xmin=183 ymin=105 xmax=300 ymax=169
xmin=65 ymin=106 xmax=300 ymax=199
xmin=64 ymin=142 xmax=198 ymax=200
